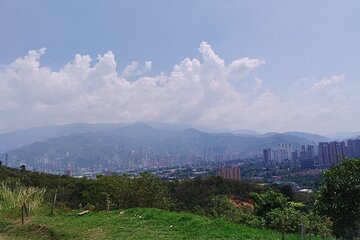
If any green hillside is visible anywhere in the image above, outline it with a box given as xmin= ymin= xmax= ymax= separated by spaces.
xmin=0 ymin=208 xmax=331 ymax=240
xmin=0 ymin=165 xmax=335 ymax=239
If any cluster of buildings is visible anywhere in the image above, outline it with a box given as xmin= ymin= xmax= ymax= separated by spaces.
xmin=318 ymin=139 xmax=360 ymax=166
xmin=263 ymin=138 xmax=360 ymax=169
xmin=263 ymin=143 xmax=296 ymax=164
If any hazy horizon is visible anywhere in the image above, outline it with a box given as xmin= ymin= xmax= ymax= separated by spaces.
xmin=1 ymin=1 xmax=359 ymax=134
xmin=1 ymin=121 xmax=359 ymax=139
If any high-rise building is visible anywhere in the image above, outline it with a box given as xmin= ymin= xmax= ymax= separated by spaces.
xmin=291 ymin=150 xmax=298 ymax=162
xmin=329 ymin=141 xmax=342 ymax=164
xmin=347 ymin=139 xmax=360 ymax=158
xmin=307 ymin=145 xmax=315 ymax=158
xmin=298 ymin=144 xmax=315 ymax=169
xmin=262 ymin=148 xmax=272 ymax=164
xmin=216 ymin=166 xmax=241 ymax=182
xmin=340 ymin=141 xmax=347 ymax=157
xmin=279 ymin=143 xmax=292 ymax=160
xmin=319 ymin=141 xmax=346 ymax=167
xmin=319 ymin=142 xmax=331 ymax=166
xmin=300 ymin=144 xmax=315 ymax=160
xmin=272 ymin=149 xmax=287 ymax=162
xmin=300 ymin=145 xmax=307 ymax=160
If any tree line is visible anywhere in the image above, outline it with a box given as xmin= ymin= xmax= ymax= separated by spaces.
xmin=1 ymin=158 xmax=360 ymax=239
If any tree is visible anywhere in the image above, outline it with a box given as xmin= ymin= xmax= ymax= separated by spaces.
xmin=131 ymin=172 xmax=172 ymax=210
xmin=251 ymin=189 xmax=288 ymax=217
xmin=315 ymin=159 xmax=360 ymax=239
xmin=280 ymin=185 xmax=294 ymax=201
xmin=251 ymin=189 xmax=333 ymax=236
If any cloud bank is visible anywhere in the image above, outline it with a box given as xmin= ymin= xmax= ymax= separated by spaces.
xmin=0 ymin=42 xmax=355 ymax=134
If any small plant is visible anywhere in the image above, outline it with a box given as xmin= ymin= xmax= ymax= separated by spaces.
xmin=0 ymin=220 xmax=12 ymax=232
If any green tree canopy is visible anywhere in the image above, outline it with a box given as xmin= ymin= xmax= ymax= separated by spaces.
xmin=251 ymin=189 xmax=288 ymax=217
xmin=280 ymin=185 xmax=294 ymax=201
xmin=315 ymin=159 xmax=360 ymax=239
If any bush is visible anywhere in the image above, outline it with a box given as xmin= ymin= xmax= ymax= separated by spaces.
xmin=265 ymin=207 xmax=302 ymax=233
xmin=206 ymin=195 xmax=234 ymax=217
xmin=305 ymin=212 xmax=332 ymax=237
xmin=231 ymin=210 xmax=265 ymax=229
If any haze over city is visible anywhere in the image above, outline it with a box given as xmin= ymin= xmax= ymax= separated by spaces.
xmin=1 ymin=0 xmax=359 ymax=134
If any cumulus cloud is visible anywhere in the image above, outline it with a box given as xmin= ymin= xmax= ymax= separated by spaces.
xmin=0 ymin=42 xmax=355 ymax=133
xmin=122 ymin=60 xmax=152 ymax=79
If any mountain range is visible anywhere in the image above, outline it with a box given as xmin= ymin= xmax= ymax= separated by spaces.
xmin=1 ymin=122 xmax=333 ymax=169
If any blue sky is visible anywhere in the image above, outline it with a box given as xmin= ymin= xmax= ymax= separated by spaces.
xmin=0 ymin=0 xmax=359 ymax=134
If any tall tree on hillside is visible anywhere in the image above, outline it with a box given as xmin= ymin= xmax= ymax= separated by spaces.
xmin=315 ymin=159 xmax=360 ymax=239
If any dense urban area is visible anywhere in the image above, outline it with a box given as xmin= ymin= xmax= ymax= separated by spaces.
xmin=2 ymin=125 xmax=359 ymax=193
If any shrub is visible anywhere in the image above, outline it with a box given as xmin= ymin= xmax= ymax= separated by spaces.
xmin=305 ymin=212 xmax=332 ymax=237
xmin=265 ymin=207 xmax=302 ymax=233
xmin=206 ymin=195 xmax=234 ymax=217
xmin=231 ymin=210 xmax=265 ymax=229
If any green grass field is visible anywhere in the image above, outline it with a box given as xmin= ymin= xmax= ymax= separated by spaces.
xmin=0 ymin=208 xmax=332 ymax=240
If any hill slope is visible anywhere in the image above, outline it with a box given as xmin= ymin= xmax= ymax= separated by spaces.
xmin=0 ymin=208 xmax=330 ymax=240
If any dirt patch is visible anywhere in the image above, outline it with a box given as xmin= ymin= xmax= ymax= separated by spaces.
xmin=228 ymin=196 xmax=254 ymax=210
xmin=85 ymin=227 xmax=107 ymax=240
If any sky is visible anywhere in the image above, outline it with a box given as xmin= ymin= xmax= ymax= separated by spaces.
xmin=0 ymin=0 xmax=359 ymax=134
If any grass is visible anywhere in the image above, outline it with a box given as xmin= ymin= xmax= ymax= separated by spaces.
xmin=0 ymin=182 xmax=46 ymax=218
xmin=0 ymin=208 xmax=333 ymax=240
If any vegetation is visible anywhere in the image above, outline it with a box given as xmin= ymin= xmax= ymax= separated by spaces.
xmin=0 ymin=182 xmax=46 ymax=217
xmin=248 ymin=190 xmax=332 ymax=236
xmin=316 ymin=158 xmax=360 ymax=239
xmin=0 ymin=163 xmax=350 ymax=239
xmin=0 ymin=208 xmax=333 ymax=240
xmin=0 ymin=165 xmax=265 ymax=212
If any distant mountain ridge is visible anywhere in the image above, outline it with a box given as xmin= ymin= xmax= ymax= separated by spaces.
xmin=283 ymin=131 xmax=329 ymax=143
xmin=0 ymin=122 xmax=330 ymax=154
xmin=0 ymin=123 xmax=127 ymax=153
xmin=2 ymin=123 xmax=330 ymax=169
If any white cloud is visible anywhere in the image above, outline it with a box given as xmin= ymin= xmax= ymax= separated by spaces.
xmin=228 ymin=58 xmax=265 ymax=79
xmin=122 ymin=60 xmax=152 ymax=79
xmin=144 ymin=61 xmax=152 ymax=70
xmin=198 ymin=41 xmax=225 ymax=67
xmin=309 ymin=74 xmax=345 ymax=92
xmin=0 ymin=42 xmax=355 ymax=134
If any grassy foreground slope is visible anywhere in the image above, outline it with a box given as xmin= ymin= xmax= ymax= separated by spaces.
xmin=1 ymin=208 xmax=331 ymax=240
